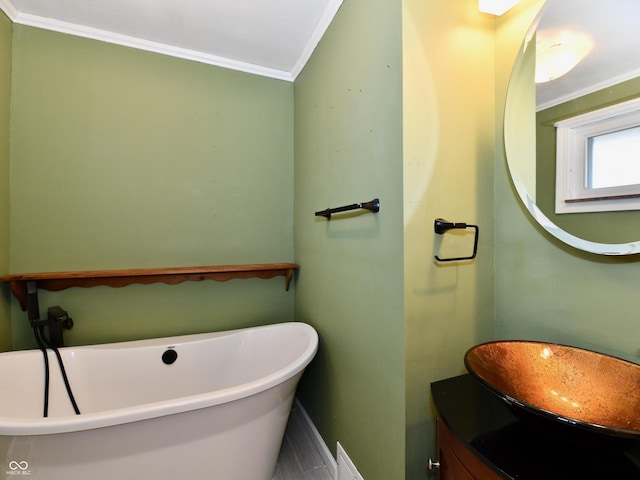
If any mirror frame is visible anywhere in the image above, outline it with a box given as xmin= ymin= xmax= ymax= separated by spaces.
xmin=504 ymin=2 xmax=640 ymax=256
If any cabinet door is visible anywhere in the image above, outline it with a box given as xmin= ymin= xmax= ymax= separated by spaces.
xmin=436 ymin=415 xmax=503 ymax=480
xmin=439 ymin=444 xmax=475 ymax=480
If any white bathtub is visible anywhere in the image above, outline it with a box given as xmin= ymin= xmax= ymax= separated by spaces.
xmin=0 ymin=322 xmax=318 ymax=480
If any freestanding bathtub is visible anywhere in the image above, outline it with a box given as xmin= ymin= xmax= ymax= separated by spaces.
xmin=0 ymin=322 xmax=318 ymax=480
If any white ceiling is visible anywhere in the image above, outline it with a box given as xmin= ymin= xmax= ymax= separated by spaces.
xmin=0 ymin=0 xmax=343 ymax=81
xmin=535 ymin=0 xmax=640 ymax=109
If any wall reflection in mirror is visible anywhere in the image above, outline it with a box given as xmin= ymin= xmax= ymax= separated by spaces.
xmin=504 ymin=0 xmax=640 ymax=255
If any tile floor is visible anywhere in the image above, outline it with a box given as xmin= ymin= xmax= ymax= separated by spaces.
xmin=273 ymin=404 xmax=334 ymax=480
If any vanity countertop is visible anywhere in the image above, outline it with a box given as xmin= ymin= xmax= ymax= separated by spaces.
xmin=431 ymin=374 xmax=640 ymax=479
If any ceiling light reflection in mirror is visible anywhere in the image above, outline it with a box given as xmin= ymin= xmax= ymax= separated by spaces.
xmin=535 ymin=31 xmax=593 ymax=84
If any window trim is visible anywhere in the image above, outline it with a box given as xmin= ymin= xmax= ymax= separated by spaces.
xmin=555 ymin=96 xmax=640 ymax=214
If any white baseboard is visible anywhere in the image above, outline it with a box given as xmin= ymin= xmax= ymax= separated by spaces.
xmin=337 ymin=442 xmax=365 ymax=480
xmin=294 ymin=397 xmax=337 ymax=479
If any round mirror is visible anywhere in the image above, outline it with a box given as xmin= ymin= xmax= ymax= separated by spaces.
xmin=504 ymin=0 xmax=640 ymax=255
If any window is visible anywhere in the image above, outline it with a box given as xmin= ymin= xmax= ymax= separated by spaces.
xmin=588 ymin=126 xmax=640 ymax=188
xmin=555 ymin=97 xmax=640 ymax=214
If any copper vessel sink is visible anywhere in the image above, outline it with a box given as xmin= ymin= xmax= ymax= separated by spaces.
xmin=464 ymin=341 xmax=640 ymax=442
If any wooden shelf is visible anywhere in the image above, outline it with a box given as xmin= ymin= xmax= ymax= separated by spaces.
xmin=0 ymin=263 xmax=298 ymax=311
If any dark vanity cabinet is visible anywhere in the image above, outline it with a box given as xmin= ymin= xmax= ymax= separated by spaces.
xmin=431 ymin=375 xmax=640 ymax=480
xmin=436 ymin=414 xmax=501 ymax=480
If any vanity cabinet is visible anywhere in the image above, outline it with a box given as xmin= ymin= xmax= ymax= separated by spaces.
xmin=431 ymin=375 xmax=640 ymax=480
xmin=436 ymin=415 xmax=501 ymax=480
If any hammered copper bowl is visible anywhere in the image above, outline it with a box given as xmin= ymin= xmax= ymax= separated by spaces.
xmin=464 ymin=341 xmax=640 ymax=442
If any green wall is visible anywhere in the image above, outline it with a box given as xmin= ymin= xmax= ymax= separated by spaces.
xmin=294 ymin=0 xmax=496 ymax=478
xmin=9 ymin=26 xmax=295 ymax=348
xmin=0 ymin=11 xmax=11 ymax=350
xmin=495 ymin=1 xmax=640 ymax=364
xmin=293 ymin=0 xmax=405 ymax=478
xmin=403 ymin=1 xmax=495 ymax=479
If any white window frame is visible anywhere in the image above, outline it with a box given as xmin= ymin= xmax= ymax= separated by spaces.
xmin=555 ymin=96 xmax=640 ymax=214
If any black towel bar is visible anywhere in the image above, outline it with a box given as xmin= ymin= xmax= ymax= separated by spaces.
xmin=315 ymin=198 xmax=380 ymax=220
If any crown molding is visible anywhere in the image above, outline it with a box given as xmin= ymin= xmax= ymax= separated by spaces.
xmin=1 ymin=0 xmax=342 ymax=82
xmin=14 ymin=13 xmax=294 ymax=81
xmin=537 ymin=66 xmax=640 ymax=112
xmin=0 ymin=0 xmax=18 ymax=20
xmin=291 ymin=0 xmax=343 ymax=80
xmin=1 ymin=2 xmax=295 ymax=81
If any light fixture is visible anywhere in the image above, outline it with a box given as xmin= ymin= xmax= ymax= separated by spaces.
xmin=478 ymin=0 xmax=521 ymax=16
xmin=535 ymin=31 xmax=593 ymax=83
